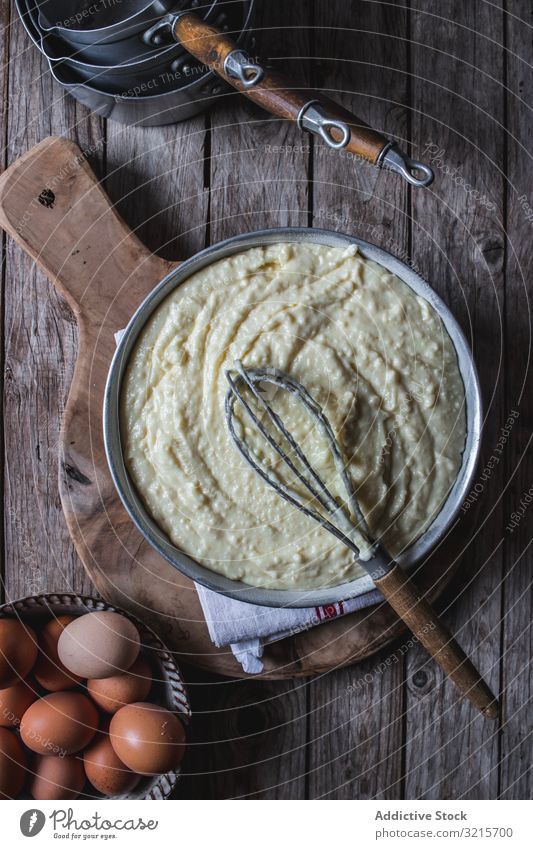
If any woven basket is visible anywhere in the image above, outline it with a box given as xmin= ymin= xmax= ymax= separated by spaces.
xmin=0 ymin=592 xmax=191 ymax=800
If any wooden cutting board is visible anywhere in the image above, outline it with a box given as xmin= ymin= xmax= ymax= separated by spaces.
xmin=0 ymin=136 xmax=472 ymax=679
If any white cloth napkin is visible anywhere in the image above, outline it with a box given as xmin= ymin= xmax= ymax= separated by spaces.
xmin=195 ymin=584 xmax=383 ymax=673
xmin=115 ymin=329 xmax=382 ymax=673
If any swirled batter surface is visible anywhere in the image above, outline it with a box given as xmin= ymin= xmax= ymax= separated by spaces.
xmin=121 ymin=242 xmax=466 ymax=589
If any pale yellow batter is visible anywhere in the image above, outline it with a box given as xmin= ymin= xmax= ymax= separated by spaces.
xmin=121 ymin=242 xmax=466 ymax=590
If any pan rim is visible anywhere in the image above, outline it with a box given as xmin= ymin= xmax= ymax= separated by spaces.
xmin=103 ymin=227 xmax=482 ymax=609
xmin=38 ymin=0 xmax=218 ymax=44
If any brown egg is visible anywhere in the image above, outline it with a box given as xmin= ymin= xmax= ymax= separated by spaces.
xmin=20 ymin=691 xmax=98 ymax=756
xmin=110 ymin=702 xmax=186 ymax=776
xmin=0 ymin=727 xmax=26 ymax=798
xmin=34 ymin=616 xmax=83 ymax=692
xmin=58 ymin=612 xmax=140 ymax=679
xmin=87 ymin=656 xmax=152 ymax=714
xmin=30 ymin=755 xmax=86 ymax=800
xmin=0 ymin=678 xmax=38 ymax=728
xmin=84 ymin=733 xmax=140 ymax=797
xmin=0 ymin=619 xmax=38 ymax=688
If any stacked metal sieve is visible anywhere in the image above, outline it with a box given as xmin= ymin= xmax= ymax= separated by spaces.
xmin=15 ymin=1 xmax=256 ymax=125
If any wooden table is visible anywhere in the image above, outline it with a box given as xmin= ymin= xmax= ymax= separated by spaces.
xmin=1 ymin=0 xmax=531 ymax=800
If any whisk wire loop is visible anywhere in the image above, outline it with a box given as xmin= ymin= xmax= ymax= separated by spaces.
xmin=225 ymin=361 xmax=375 ymax=560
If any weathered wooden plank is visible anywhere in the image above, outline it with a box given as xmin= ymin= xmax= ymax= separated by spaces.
xmin=4 ymin=2 xmax=102 ymax=601
xmin=499 ymin=0 xmax=533 ymax=801
xmin=405 ymin=0 xmax=504 ymax=799
xmin=307 ymin=0 xmax=410 ymax=800
xmin=181 ymin=0 xmax=311 ymax=799
xmin=208 ymin=5 xmax=310 ymax=239
xmin=180 ymin=671 xmax=309 ymax=799
xmin=104 ymin=117 xmax=209 ymax=262
xmin=0 ymin=0 xmax=11 ymax=603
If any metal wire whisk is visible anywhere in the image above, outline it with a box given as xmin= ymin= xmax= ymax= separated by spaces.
xmin=225 ymin=360 xmax=499 ymax=719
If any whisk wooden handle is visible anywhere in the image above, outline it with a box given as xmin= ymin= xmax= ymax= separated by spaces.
xmin=374 ymin=566 xmax=500 ymax=719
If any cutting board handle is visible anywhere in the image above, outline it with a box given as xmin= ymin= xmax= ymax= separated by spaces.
xmin=0 ymin=136 xmax=168 ymax=320
xmin=0 ymin=135 xmax=174 ymax=593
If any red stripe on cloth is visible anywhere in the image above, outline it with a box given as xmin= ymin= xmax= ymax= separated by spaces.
xmin=316 ymin=603 xmax=342 ymax=620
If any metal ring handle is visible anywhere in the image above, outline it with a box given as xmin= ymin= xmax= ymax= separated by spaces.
xmin=317 ymin=118 xmax=351 ymax=150
xmin=142 ymin=14 xmax=177 ymax=46
xmin=297 ymin=101 xmax=351 ymax=151
xmin=224 ymin=50 xmax=264 ymax=89
xmin=379 ymin=143 xmax=435 ymax=187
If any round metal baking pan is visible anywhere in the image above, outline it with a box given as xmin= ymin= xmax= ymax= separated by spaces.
xmin=39 ymin=30 xmax=184 ymax=76
xmin=0 ymin=593 xmax=191 ymax=800
xmin=38 ymin=0 xmax=216 ymax=46
xmin=41 ymin=35 xmax=184 ymax=92
xmin=17 ymin=0 xmax=255 ymax=126
xmin=48 ymin=55 xmax=229 ymax=123
xmin=40 ymin=2 xmax=244 ymax=94
xmin=104 ymin=227 xmax=482 ymax=609
xmin=38 ymin=0 xmax=230 ymax=71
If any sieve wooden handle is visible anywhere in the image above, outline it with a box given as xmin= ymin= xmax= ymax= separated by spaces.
xmin=173 ymin=12 xmax=387 ymax=164
xmin=374 ymin=565 xmax=500 ymax=719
